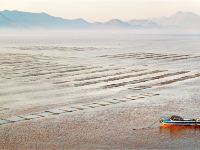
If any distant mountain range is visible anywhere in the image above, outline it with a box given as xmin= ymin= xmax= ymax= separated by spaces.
xmin=0 ymin=10 xmax=200 ymax=30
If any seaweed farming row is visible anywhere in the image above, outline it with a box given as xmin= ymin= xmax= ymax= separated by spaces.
xmin=0 ymin=53 xmax=199 ymax=98
xmin=0 ymin=92 xmax=159 ymax=126
xmin=100 ymin=52 xmax=200 ymax=62
xmin=0 ymin=50 xmax=199 ymax=123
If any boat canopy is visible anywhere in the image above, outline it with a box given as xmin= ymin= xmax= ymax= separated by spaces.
xmin=170 ymin=115 xmax=184 ymax=121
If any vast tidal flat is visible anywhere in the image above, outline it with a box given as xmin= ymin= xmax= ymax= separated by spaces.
xmin=0 ymin=33 xmax=200 ymax=149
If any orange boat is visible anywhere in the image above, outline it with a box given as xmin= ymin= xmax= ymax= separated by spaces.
xmin=160 ymin=115 xmax=200 ymax=126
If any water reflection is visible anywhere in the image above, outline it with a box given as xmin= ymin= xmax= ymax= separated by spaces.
xmin=160 ymin=125 xmax=200 ymax=138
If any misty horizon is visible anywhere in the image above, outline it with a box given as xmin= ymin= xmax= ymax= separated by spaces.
xmin=1 ymin=10 xmax=200 ymax=34
xmin=1 ymin=9 xmax=200 ymax=23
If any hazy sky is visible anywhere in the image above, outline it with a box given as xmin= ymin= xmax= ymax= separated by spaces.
xmin=1 ymin=0 xmax=200 ymax=21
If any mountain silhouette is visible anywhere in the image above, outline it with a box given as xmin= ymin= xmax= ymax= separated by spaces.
xmin=0 ymin=10 xmax=200 ymax=30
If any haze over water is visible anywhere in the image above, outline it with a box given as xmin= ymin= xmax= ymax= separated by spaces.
xmin=1 ymin=32 xmax=200 ymax=54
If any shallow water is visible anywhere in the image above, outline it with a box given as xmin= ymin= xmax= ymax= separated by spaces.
xmin=0 ymin=33 xmax=199 ymax=112
xmin=0 ymin=33 xmax=200 ymax=149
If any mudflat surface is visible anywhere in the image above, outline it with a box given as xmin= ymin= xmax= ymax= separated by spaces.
xmin=0 ymin=34 xmax=200 ymax=149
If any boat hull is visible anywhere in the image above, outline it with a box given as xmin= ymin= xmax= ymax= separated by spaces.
xmin=162 ymin=121 xmax=200 ymax=126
